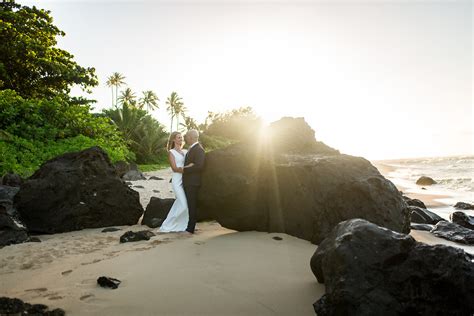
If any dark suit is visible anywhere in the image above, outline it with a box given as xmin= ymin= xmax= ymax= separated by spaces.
xmin=183 ymin=143 xmax=205 ymax=233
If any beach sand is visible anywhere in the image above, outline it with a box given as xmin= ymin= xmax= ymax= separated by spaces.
xmin=0 ymin=168 xmax=323 ymax=315
xmin=1 ymin=167 xmax=472 ymax=315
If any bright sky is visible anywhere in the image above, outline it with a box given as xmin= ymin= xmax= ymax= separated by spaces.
xmin=24 ymin=0 xmax=473 ymax=160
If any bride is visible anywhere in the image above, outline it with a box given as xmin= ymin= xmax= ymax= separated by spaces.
xmin=159 ymin=132 xmax=192 ymax=232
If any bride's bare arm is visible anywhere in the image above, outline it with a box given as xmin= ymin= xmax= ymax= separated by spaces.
xmin=168 ymin=151 xmax=183 ymax=173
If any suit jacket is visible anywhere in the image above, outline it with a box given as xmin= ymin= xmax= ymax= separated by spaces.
xmin=183 ymin=143 xmax=205 ymax=187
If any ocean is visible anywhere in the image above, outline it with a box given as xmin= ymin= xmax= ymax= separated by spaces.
xmin=376 ymin=155 xmax=474 ymax=220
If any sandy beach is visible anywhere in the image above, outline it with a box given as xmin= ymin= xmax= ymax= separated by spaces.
xmin=1 ymin=167 xmax=473 ymax=315
xmin=0 ymin=168 xmax=323 ymax=315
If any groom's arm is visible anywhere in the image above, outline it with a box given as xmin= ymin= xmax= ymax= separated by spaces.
xmin=184 ymin=147 xmax=205 ymax=174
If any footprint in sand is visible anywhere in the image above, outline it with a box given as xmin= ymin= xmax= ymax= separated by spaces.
xmin=20 ymin=262 xmax=34 ymax=270
xmin=62 ymin=270 xmax=73 ymax=276
xmin=48 ymin=296 xmax=63 ymax=300
xmin=25 ymin=287 xmax=48 ymax=293
xmin=80 ymin=294 xmax=95 ymax=302
xmin=81 ymin=258 xmax=103 ymax=266
xmin=194 ymin=241 xmax=205 ymax=245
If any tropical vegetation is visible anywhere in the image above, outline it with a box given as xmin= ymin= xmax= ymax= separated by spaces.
xmin=0 ymin=1 xmax=261 ymax=177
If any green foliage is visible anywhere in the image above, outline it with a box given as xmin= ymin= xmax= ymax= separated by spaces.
xmin=0 ymin=90 xmax=133 ymax=176
xmin=0 ymin=134 xmax=132 ymax=177
xmin=0 ymin=2 xmax=97 ymax=99
xmin=103 ymin=103 xmax=168 ymax=163
xmin=202 ymin=106 xmax=263 ymax=141
xmin=0 ymin=89 xmax=126 ymax=143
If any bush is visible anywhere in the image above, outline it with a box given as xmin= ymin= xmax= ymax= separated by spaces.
xmin=0 ymin=134 xmax=133 ymax=177
xmin=202 ymin=106 xmax=263 ymax=142
xmin=0 ymin=90 xmax=133 ymax=177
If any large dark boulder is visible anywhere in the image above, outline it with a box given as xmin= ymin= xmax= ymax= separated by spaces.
xmin=0 ymin=185 xmax=29 ymax=247
xmin=409 ymin=205 xmax=444 ymax=225
xmin=454 ymin=202 xmax=474 ymax=210
xmin=450 ymin=211 xmax=474 ymax=230
xmin=142 ymin=197 xmax=175 ymax=228
xmin=14 ymin=147 xmax=143 ymax=234
xmin=199 ymin=117 xmax=410 ymax=244
xmin=416 ymin=176 xmax=437 ymax=186
xmin=430 ymin=220 xmax=474 ymax=245
xmin=142 ymin=197 xmax=212 ymax=228
xmin=311 ymin=218 xmax=474 ymax=316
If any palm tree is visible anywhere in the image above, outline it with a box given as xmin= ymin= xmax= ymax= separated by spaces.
xmin=166 ymin=91 xmax=183 ymax=132
xmin=180 ymin=115 xmax=199 ymax=131
xmin=118 ymin=88 xmax=137 ymax=107
xmin=174 ymin=102 xmax=187 ymax=131
xmin=106 ymin=72 xmax=126 ymax=107
xmin=139 ymin=90 xmax=159 ymax=112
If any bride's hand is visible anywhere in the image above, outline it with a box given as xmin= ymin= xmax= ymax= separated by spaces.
xmin=177 ymin=167 xmax=184 ymax=173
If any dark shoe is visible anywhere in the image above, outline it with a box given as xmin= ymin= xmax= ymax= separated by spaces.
xmin=186 ymin=229 xmax=194 ymax=234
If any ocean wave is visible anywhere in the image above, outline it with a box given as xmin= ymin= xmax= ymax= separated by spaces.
xmin=436 ymin=178 xmax=474 ymax=192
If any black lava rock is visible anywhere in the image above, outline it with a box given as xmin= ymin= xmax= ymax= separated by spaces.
xmin=311 ymin=219 xmax=474 ymax=316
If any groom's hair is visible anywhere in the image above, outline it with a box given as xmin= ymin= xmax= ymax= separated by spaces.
xmin=187 ymin=129 xmax=199 ymax=141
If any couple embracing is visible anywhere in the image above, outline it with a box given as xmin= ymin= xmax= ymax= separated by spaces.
xmin=159 ymin=129 xmax=205 ymax=234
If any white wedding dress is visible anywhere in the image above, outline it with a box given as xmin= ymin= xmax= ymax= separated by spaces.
xmin=159 ymin=149 xmax=189 ymax=232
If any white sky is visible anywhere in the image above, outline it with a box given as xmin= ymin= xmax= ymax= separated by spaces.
xmin=24 ymin=0 xmax=473 ymax=160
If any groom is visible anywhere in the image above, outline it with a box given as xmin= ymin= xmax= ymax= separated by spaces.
xmin=183 ymin=129 xmax=205 ymax=234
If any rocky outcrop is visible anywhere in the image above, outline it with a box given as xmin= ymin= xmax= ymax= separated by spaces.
xmin=113 ymin=160 xmax=130 ymax=178
xmin=0 ymin=297 xmax=65 ymax=315
xmin=416 ymin=176 xmax=437 ymax=186
xmin=0 ymin=185 xmax=29 ymax=247
xmin=122 ymin=163 xmax=146 ymax=181
xmin=450 ymin=211 xmax=474 ymax=230
xmin=409 ymin=205 xmax=443 ymax=225
xmin=311 ymin=219 xmax=474 ymax=316
xmin=199 ymin=117 xmax=410 ymax=244
xmin=430 ymin=220 xmax=474 ymax=245
xmin=142 ymin=197 xmax=174 ymax=228
xmin=1 ymin=173 xmax=23 ymax=187
xmin=0 ymin=211 xmax=29 ymax=247
xmin=14 ymin=147 xmax=143 ymax=234
xmin=410 ymin=223 xmax=434 ymax=231
xmin=454 ymin=202 xmax=474 ymax=210
xmin=403 ymin=196 xmax=427 ymax=209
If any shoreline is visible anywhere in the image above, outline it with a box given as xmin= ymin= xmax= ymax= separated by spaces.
xmin=373 ymin=162 xmax=453 ymax=208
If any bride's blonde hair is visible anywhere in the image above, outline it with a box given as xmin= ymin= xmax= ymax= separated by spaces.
xmin=167 ymin=132 xmax=181 ymax=151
